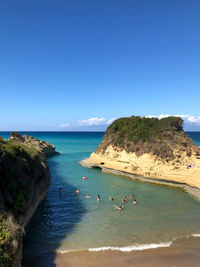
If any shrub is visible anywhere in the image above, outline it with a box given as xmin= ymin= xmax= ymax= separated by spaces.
xmin=0 ymin=215 xmax=11 ymax=267
xmin=97 ymin=116 xmax=195 ymax=160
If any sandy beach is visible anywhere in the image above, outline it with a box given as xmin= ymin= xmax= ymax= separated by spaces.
xmin=22 ymin=236 xmax=200 ymax=267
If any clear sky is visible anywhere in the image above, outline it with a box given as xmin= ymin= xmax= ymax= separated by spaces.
xmin=0 ymin=0 xmax=200 ymax=131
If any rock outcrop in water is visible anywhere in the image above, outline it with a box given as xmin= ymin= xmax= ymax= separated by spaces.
xmin=81 ymin=116 xmax=200 ymax=191
xmin=0 ymin=132 xmax=58 ymax=266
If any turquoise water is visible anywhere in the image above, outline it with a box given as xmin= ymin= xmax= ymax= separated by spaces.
xmin=1 ymin=131 xmax=200 ymax=257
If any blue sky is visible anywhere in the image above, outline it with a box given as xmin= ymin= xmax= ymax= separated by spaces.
xmin=0 ymin=0 xmax=200 ymax=131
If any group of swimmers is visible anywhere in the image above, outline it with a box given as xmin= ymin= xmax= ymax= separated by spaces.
xmin=112 ymin=195 xmax=137 ymax=210
xmin=75 ymin=190 xmax=137 ymax=210
xmin=59 ymin=176 xmax=137 ymax=211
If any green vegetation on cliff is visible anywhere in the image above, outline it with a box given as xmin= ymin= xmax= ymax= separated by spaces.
xmin=106 ymin=116 xmax=183 ymax=142
xmin=0 ymin=214 xmax=11 ymax=266
xmin=0 ymin=139 xmax=43 ymax=214
xmin=0 ymin=132 xmax=54 ymax=266
xmin=95 ymin=116 xmax=197 ymax=161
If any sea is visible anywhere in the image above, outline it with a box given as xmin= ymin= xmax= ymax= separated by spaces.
xmin=1 ymin=131 xmax=200 ymax=259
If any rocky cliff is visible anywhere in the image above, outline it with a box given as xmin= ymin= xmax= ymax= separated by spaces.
xmin=81 ymin=116 xmax=200 ymax=190
xmin=0 ymin=132 xmax=58 ymax=266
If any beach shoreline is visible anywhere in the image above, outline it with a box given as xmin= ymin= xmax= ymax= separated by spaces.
xmin=22 ymin=236 xmax=200 ymax=267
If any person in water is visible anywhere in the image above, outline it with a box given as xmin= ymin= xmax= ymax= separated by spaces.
xmin=97 ymin=195 xmax=101 ymax=201
xmin=113 ymin=205 xmax=123 ymax=210
xmin=131 ymin=193 xmax=134 ymax=199
xmin=133 ymin=199 xmax=137 ymax=205
xmin=86 ymin=194 xmax=91 ymax=198
xmin=58 ymin=188 xmax=62 ymax=196
xmin=109 ymin=197 xmax=114 ymax=201
xmin=122 ymin=196 xmax=128 ymax=203
xmin=75 ymin=189 xmax=80 ymax=194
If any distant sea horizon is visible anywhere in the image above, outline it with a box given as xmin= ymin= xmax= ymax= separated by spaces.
xmin=1 ymin=130 xmax=200 ymax=132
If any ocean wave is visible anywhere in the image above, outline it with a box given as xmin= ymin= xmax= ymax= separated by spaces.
xmin=55 ymin=233 xmax=200 ymax=254
xmin=57 ymin=249 xmax=76 ymax=254
xmin=57 ymin=235 xmax=200 ymax=254
xmin=191 ymin=234 xmax=200 ymax=237
xmin=89 ymin=242 xmax=173 ymax=252
xmin=57 ymin=241 xmax=173 ymax=254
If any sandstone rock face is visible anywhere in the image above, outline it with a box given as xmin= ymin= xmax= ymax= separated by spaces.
xmin=82 ymin=145 xmax=200 ymax=189
xmin=0 ymin=132 xmax=58 ymax=266
xmin=81 ymin=116 xmax=200 ymax=190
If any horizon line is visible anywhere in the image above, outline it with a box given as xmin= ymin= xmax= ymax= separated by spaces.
xmin=0 ymin=130 xmax=200 ymax=133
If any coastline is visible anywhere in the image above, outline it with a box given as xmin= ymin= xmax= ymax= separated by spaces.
xmin=20 ymin=130 xmax=200 ymax=267
xmin=80 ymin=157 xmax=200 ymax=202
xmin=22 ymin=236 xmax=200 ymax=267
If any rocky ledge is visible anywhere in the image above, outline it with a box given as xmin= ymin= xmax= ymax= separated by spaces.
xmin=80 ymin=116 xmax=200 ymax=197
xmin=0 ymin=132 xmax=58 ymax=266
xmin=9 ymin=132 xmax=58 ymax=157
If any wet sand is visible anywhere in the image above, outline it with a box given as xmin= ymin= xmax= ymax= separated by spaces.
xmin=22 ymin=236 xmax=200 ymax=267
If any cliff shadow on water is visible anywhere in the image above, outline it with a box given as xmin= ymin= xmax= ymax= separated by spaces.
xmin=22 ymin=157 xmax=87 ymax=267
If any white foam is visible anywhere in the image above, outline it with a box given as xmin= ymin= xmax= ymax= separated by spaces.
xmin=89 ymin=242 xmax=173 ymax=252
xmin=191 ymin=234 xmax=200 ymax=237
xmin=56 ymin=242 xmax=173 ymax=254
xmin=57 ymin=249 xmax=78 ymax=254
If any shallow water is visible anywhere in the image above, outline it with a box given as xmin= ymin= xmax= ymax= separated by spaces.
xmin=1 ymin=131 xmax=200 ymax=256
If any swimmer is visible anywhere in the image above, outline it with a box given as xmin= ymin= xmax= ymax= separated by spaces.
xmin=58 ymin=188 xmax=62 ymax=196
xmin=109 ymin=197 xmax=114 ymax=201
xmin=75 ymin=189 xmax=80 ymax=194
xmin=133 ymin=199 xmax=136 ymax=205
xmin=131 ymin=193 xmax=134 ymax=199
xmin=113 ymin=205 xmax=123 ymax=210
xmin=122 ymin=196 xmax=128 ymax=203
xmin=86 ymin=194 xmax=91 ymax=198
xmin=97 ymin=195 xmax=101 ymax=201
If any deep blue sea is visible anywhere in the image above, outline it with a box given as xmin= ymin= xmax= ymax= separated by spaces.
xmin=1 ymin=131 xmax=200 ymax=258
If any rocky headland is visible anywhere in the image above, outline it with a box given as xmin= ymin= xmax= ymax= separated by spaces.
xmin=80 ymin=116 xmax=200 ymax=199
xmin=0 ymin=132 xmax=58 ymax=266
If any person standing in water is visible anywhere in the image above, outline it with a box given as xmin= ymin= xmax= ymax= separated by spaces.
xmin=97 ymin=195 xmax=101 ymax=201
xmin=133 ymin=199 xmax=137 ymax=205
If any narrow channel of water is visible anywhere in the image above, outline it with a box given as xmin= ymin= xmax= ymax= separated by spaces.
xmin=1 ymin=131 xmax=200 ymax=257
